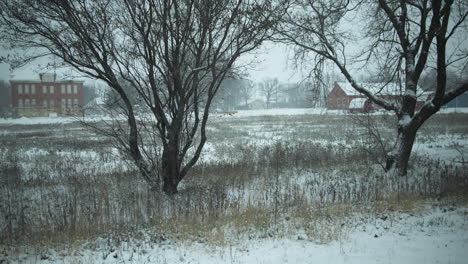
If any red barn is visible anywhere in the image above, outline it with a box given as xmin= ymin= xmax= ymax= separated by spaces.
xmin=326 ymin=81 xmax=431 ymax=112
xmin=11 ymin=73 xmax=84 ymax=117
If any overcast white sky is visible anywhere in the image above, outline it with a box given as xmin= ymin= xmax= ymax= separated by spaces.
xmin=0 ymin=41 xmax=306 ymax=84
xmin=239 ymin=42 xmax=303 ymax=83
xmin=2 ymin=0 xmax=468 ymax=86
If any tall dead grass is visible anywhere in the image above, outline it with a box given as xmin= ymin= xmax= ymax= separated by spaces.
xmin=1 ymin=113 xmax=467 ymax=251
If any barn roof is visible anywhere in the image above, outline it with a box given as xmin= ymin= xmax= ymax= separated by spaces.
xmin=337 ymin=82 xmax=403 ymax=96
xmin=349 ymin=98 xmax=368 ymax=108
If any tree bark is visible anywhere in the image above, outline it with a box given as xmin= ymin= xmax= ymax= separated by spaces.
xmin=161 ymin=119 xmax=184 ymax=195
xmin=385 ymin=127 xmax=417 ymax=176
xmin=161 ymin=145 xmax=181 ymax=195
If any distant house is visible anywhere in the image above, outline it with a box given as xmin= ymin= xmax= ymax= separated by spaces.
xmin=11 ymin=73 xmax=84 ymax=117
xmin=245 ymin=99 xmax=267 ymax=110
xmin=326 ymin=81 xmax=431 ymax=112
xmin=276 ymin=83 xmax=312 ymax=108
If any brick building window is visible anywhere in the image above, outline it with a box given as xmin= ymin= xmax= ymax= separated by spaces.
xmin=43 ymin=100 xmax=48 ymax=108
xmin=61 ymin=99 xmax=66 ymax=109
xmin=68 ymin=98 xmax=72 ymax=108
xmin=18 ymin=99 xmax=23 ymax=108
xmin=31 ymin=99 xmax=36 ymax=107
xmin=73 ymin=84 xmax=78 ymax=94
xmin=50 ymin=85 xmax=54 ymax=94
xmin=18 ymin=85 xmax=23 ymax=94
xmin=67 ymin=84 xmax=72 ymax=94
xmin=74 ymin=98 xmax=79 ymax=107
xmin=25 ymin=84 xmax=30 ymax=94
xmin=31 ymin=84 xmax=36 ymax=94
xmin=61 ymin=84 xmax=65 ymax=94
xmin=43 ymin=85 xmax=47 ymax=94
xmin=25 ymin=99 xmax=30 ymax=107
xmin=50 ymin=99 xmax=55 ymax=108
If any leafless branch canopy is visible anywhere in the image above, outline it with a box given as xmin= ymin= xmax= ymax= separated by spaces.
xmin=0 ymin=0 xmax=286 ymax=193
xmin=275 ymin=0 xmax=468 ymax=176
xmin=275 ymin=0 xmax=468 ymax=117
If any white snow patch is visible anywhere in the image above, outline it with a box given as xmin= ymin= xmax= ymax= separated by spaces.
xmin=439 ymin=107 xmax=468 ymax=114
xmin=404 ymin=89 xmax=416 ymax=98
xmin=226 ymin=108 xmax=330 ymax=117
xmin=0 ymin=116 xmax=75 ymax=125
xmin=11 ymin=206 xmax=468 ymax=264
xmin=399 ymin=114 xmax=412 ymax=127
xmin=0 ymin=115 xmax=127 ymax=125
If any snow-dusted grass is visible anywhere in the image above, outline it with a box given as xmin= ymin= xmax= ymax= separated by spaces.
xmin=7 ymin=198 xmax=468 ymax=264
xmin=1 ymin=109 xmax=468 ymax=263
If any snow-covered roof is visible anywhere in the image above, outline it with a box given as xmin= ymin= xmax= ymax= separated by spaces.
xmin=10 ymin=72 xmax=41 ymax=81
xmin=349 ymin=98 xmax=368 ymax=108
xmin=10 ymin=64 xmax=88 ymax=82
xmin=337 ymin=82 xmax=403 ymax=96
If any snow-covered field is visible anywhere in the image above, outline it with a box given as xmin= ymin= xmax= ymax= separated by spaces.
xmin=1 ymin=107 xmax=467 ymax=125
xmin=1 ymin=108 xmax=467 ymax=263
xmin=8 ymin=203 xmax=468 ymax=264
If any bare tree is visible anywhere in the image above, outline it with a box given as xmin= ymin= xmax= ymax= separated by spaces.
xmin=213 ymin=77 xmax=244 ymax=111
xmin=278 ymin=82 xmax=299 ymax=106
xmin=276 ymin=0 xmax=468 ymax=176
xmin=0 ymin=0 xmax=285 ymax=194
xmin=260 ymin=77 xmax=279 ymax=109
xmin=239 ymin=79 xmax=254 ymax=107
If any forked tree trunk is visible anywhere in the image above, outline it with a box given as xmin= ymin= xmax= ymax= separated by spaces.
xmin=161 ymin=143 xmax=182 ymax=195
xmin=385 ymin=127 xmax=418 ymax=176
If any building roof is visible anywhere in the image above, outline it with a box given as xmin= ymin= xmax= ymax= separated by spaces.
xmin=10 ymin=70 xmax=86 ymax=83
xmin=10 ymin=79 xmax=84 ymax=83
xmin=337 ymin=81 xmax=403 ymax=96
xmin=349 ymin=98 xmax=368 ymax=108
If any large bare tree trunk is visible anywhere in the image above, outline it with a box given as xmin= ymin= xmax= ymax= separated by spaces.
xmin=161 ymin=143 xmax=181 ymax=195
xmin=385 ymin=127 xmax=417 ymax=176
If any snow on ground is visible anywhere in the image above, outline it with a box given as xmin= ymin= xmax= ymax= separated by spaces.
xmin=0 ymin=115 xmax=123 ymax=125
xmin=216 ymin=107 xmax=468 ymax=118
xmin=0 ymin=108 xmax=331 ymax=125
xmin=2 ymin=108 xmax=468 ymax=263
xmin=1 ymin=107 xmax=467 ymax=125
xmin=230 ymin=108 xmax=330 ymax=117
xmin=0 ymin=116 xmax=77 ymax=125
xmin=439 ymin=107 xmax=468 ymax=114
xmin=11 ymin=204 xmax=468 ymax=264
xmin=414 ymin=135 xmax=468 ymax=163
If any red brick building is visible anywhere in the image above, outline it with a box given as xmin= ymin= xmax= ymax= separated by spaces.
xmin=11 ymin=73 xmax=84 ymax=117
xmin=326 ymin=81 xmax=431 ymax=112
